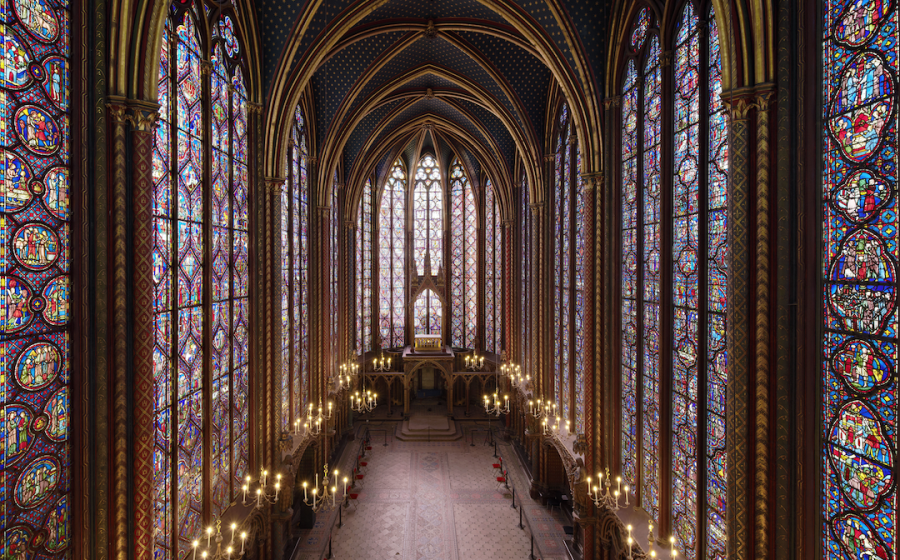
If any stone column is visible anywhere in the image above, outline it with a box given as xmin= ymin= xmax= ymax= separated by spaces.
xmin=106 ymin=100 xmax=129 ymax=560
xmin=723 ymin=92 xmax=753 ymax=560
xmin=129 ymin=103 xmax=159 ymax=560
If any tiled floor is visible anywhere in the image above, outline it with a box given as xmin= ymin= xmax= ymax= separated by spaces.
xmin=290 ymin=419 xmax=571 ymax=560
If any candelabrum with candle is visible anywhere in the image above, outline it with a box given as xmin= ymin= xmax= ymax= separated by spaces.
xmin=528 ymin=398 xmax=556 ymax=422
xmin=191 ymin=520 xmax=249 ymax=560
xmin=585 ymin=467 xmax=629 ymax=512
xmin=483 ymin=392 xmax=510 ymax=416
xmin=338 ymin=361 xmax=358 ymax=390
xmin=241 ymin=468 xmax=282 ymax=508
xmin=302 ymin=401 xmax=333 ymax=437
xmin=465 ymin=352 xmax=485 ymax=371
xmin=351 ymin=390 xmax=377 ymax=415
xmin=373 ymin=353 xmax=392 ymax=372
xmin=301 ymin=463 xmax=348 ymax=513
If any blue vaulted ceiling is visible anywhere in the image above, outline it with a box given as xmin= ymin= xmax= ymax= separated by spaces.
xmin=257 ymin=0 xmax=608 ymax=184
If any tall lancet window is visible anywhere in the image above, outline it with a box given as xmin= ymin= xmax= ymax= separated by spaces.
xmin=620 ymin=8 xmax=662 ymax=523
xmin=331 ymin=174 xmax=339 ymax=364
xmin=552 ymin=104 xmax=587 ymax=432
xmin=282 ymin=107 xmax=309 ymax=432
xmin=822 ymin=0 xmax=897 ymax=557
xmin=413 ymin=154 xmax=442 ymax=275
xmin=414 ymin=289 xmax=442 ymax=335
xmin=619 ymin=6 xmax=728 ymax=558
xmin=521 ymin=173 xmax=531 ymax=372
xmin=357 ymin=178 xmax=373 ymax=354
xmin=485 ymin=178 xmax=502 ymax=354
xmin=1 ymin=0 xmax=72 ymax=553
xmin=669 ymin=6 xmax=729 ymax=558
xmin=152 ymin=5 xmax=250 ymax=558
xmin=379 ymin=159 xmax=407 ymax=348
xmin=450 ymin=157 xmax=477 ymax=348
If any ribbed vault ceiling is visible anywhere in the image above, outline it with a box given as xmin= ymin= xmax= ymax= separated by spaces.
xmin=257 ymin=0 xmax=608 ymax=207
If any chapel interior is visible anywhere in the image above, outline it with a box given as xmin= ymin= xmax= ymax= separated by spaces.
xmin=1 ymin=0 xmax=888 ymax=558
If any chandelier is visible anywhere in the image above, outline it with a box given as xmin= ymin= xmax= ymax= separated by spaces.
xmin=373 ymin=352 xmax=393 ymax=372
xmin=338 ymin=361 xmax=358 ymax=390
xmin=528 ymin=398 xmax=556 ymax=421
xmin=351 ymin=390 xmax=377 ymax=415
xmin=586 ymin=467 xmax=629 ymax=511
xmin=465 ymin=352 xmax=485 ymax=371
xmin=191 ymin=520 xmax=248 ymax=560
xmin=483 ymin=392 xmax=509 ymax=416
xmin=241 ymin=469 xmax=282 ymax=508
xmin=302 ymin=463 xmax=349 ymax=513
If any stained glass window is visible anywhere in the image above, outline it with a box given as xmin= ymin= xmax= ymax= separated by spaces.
xmin=414 ymin=288 xmax=442 ymax=336
xmin=822 ymin=0 xmax=898 ymax=558
xmin=552 ymin=104 xmax=586 ymax=432
xmin=1 ymin=0 xmax=72 ymax=553
xmin=283 ymin=107 xmax=309 ymax=431
xmin=619 ymin=7 xmax=728 ymax=557
xmin=331 ymin=173 xmax=339 ymax=370
xmin=357 ymin=178 xmax=373 ymax=355
xmin=151 ymin=5 xmax=250 ymax=558
xmin=485 ymin=178 xmax=502 ymax=354
xmin=413 ymin=154 xmax=442 ymax=276
xmin=378 ymin=159 xmax=406 ymax=348
xmin=449 ymin=157 xmax=477 ymax=348
xmin=521 ymin=173 xmax=530 ymax=371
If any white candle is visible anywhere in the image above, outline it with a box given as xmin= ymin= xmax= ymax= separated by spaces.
xmin=303 ymin=482 xmax=307 ymax=501
xmin=275 ymin=482 xmax=280 ymax=501
xmin=256 ymin=488 xmax=262 ymax=507
xmin=192 ymin=540 xmax=199 ymax=560
xmin=230 ymin=523 xmax=236 ymax=544
xmin=332 ymin=487 xmax=336 ymax=506
xmin=240 ymin=532 xmax=246 ymax=554
xmin=207 ymin=526 xmax=213 ymax=548
xmin=617 ymin=476 xmax=622 ymax=493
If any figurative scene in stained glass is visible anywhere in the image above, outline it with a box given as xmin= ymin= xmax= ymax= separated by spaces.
xmin=379 ymin=159 xmax=406 ymax=348
xmin=151 ymin=3 xmax=249 ymax=557
xmin=414 ymin=289 xmax=442 ymax=336
xmin=413 ymin=155 xmax=442 ymax=276
xmin=357 ymin=179 xmax=373 ymax=355
xmin=823 ymin=0 xmax=898 ymax=557
xmin=618 ymin=7 xmax=729 ymax=556
xmin=485 ymin=178 xmax=502 ymax=355
xmin=705 ymin=11 xmax=728 ymax=560
xmin=671 ymin=5 xmax=700 ymax=557
xmin=449 ymin=158 xmax=477 ymax=349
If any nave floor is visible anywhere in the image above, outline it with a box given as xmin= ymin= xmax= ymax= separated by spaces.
xmin=291 ymin=421 xmax=571 ymax=560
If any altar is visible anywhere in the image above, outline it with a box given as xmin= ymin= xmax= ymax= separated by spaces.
xmin=401 ymin=344 xmax=455 ymax=415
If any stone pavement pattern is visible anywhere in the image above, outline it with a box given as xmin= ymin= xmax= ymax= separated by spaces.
xmin=291 ymin=422 xmax=570 ymax=560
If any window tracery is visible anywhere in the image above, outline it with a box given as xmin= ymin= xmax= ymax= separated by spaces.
xmin=357 ymin=178 xmax=373 ymax=354
xmin=378 ymin=159 xmax=407 ymax=348
xmin=151 ymin=4 xmax=250 ymax=557
xmin=413 ymin=154 xmax=442 ymax=276
xmin=450 ymin=157 xmax=477 ymax=348
xmin=485 ymin=178 xmax=502 ymax=354
xmin=618 ymin=6 xmax=728 ymax=557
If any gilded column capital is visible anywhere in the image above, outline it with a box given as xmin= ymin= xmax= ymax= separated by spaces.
xmin=543 ymin=153 xmax=555 ymax=163
xmin=307 ymin=156 xmax=318 ymax=167
xmin=603 ymin=96 xmax=621 ymax=109
xmin=721 ymin=83 xmax=777 ymax=121
xmin=247 ymin=102 xmax=264 ymax=115
xmin=106 ymin=101 xmax=129 ymax=124
xmin=580 ymin=172 xmax=603 ymax=191
xmin=317 ymin=205 xmax=331 ymax=216
xmin=344 ymin=219 xmax=355 ymax=230
xmin=126 ymin=109 xmax=159 ymax=133
xmin=199 ymin=60 xmax=213 ymax=76
xmin=661 ymin=50 xmax=673 ymax=67
xmin=264 ymin=177 xmax=286 ymax=195
xmin=529 ymin=201 xmax=544 ymax=218
xmin=502 ymin=219 xmax=515 ymax=229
